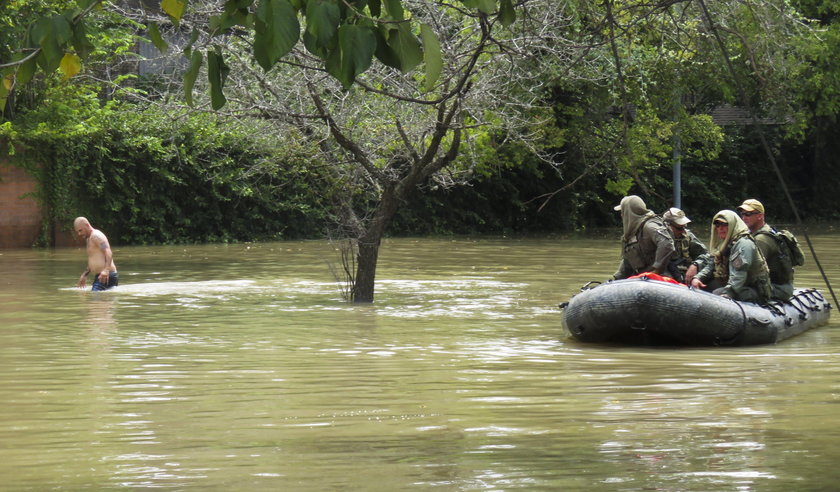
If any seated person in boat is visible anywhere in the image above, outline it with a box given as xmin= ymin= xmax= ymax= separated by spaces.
xmin=690 ymin=210 xmax=772 ymax=303
xmin=662 ymin=207 xmax=711 ymax=285
xmin=737 ymin=199 xmax=799 ymax=301
xmin=611 ymin=195 xmax=676 ymax=280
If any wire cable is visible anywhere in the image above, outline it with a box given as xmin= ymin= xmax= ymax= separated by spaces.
xmin=696 ymin=0 xmax=838 ymax=308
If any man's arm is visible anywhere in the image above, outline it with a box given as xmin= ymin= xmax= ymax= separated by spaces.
xmin=98 ymin=244 xmax=113 ymax=283
xmin=613 ymin=258 xmax=631 ymax=280
xmin=77 ymin=267 xmax=90 ymax=288
xmin=651 ymin=225 xmax=676 ymax=274
xmin=91 ymin=231 xmax=114 ymax=284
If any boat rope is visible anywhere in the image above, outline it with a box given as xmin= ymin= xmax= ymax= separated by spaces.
xmin=786 ymin=295 xmax=808 ymax=321
xmin=696 ymin=0 xmax=839 ymax=309
xmin=558 ymin=280 xmax=605 ymax=309
xmin=716 ymin=297 xmax=748 ymax=346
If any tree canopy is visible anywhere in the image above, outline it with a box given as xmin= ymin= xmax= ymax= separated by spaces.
xmin=1 ymin=0 xmax=517 ymax=113
xmin=4 ymin=0 xmax=840 ymax=301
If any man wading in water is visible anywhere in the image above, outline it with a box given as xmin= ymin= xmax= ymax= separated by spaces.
xmin=74 ymin=217 xmax=119 ymax=291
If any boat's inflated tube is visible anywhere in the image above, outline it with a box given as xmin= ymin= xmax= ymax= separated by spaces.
xmin=561 ymin=277 xmax=831 ymax=346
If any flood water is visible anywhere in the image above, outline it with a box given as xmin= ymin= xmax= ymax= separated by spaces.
xmin=2 ymin=235 xmax=840 ymax=490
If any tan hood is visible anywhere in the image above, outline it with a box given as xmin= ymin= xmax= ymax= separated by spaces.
xmin=709 ymin=209 xmax=751 ymax=255
xmin=616 ymin=195 xmax=655 ymax=242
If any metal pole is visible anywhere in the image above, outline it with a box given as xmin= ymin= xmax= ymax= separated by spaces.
xmin=672 ymin=134 xmax=682 ymax=209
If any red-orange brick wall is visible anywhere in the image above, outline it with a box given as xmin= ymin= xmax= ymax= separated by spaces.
xmin=0 ymin=162 xmax=42 ymax=248
xmin=0 ymin=161 xmax=79 ymax=248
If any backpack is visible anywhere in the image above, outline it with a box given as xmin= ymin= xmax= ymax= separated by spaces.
xmin=757 ymin=228 xmax=805 ymax=268
xmin=777 ymin=229 xmax=806 ymax=266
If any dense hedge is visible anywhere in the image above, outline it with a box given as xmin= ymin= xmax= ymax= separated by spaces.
xmin=391 ymin=124 xmax=836 ymax=236
xmin=4 ymin=88 xmax=837 ymax=247
xmin=3 ymin=90 xmax=333 ymax=245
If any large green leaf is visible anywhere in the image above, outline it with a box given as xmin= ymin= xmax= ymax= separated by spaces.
xmin=254 ymin=0 xmax=300 ymax=71
xmin=16 ymin=57 xmax=37 ymax=86
xmin=50 ymin=14 xmax=74 ymax=46
xmin=499 ymin=0 xmax=515 ymax=27
xmin=72 ymin=21 xmax=96 ymax=58
xmin=460 ymin=0 xmax=495 ymax=14
xmin=183 ymin=28 xmax=200 ymax=58
xmin=326 ymin=24 xmax=376 ymax=88
xmin=302 ymin=31 xmax=326 ymax=59
xmin=225 ymin=0 xmax=255 ymax=12
xmin=161 ymin=0 xmax=187 ymax=23
xmin=387 ymin=24 xmax=422 ymax=72
xmin=76 ymin=0 xmax=100 ymax=9
xmin=0 ymin=73 xmax=10 ymax=113
xmin=382 ymin=0 xmax=404 ymax=20
xmin=37 ymin=38 xmax=64 ymax=73
xmin=210 ymin=11 xmax=250 ymax=33
xmin=207 ymin=48 xmax=230 ymax=110
xmin=373 ymin=24 xmax=421 ymax=72
xmin=184 ymin=50 xmax=203 ymax=106
xmin=211 ymin=0 xmax=254 ymax=32
xmin=29 ymin=15 xmax=73 ymax=73
xmin=420 ymin=23 xmax=441 ymax=91
xmin=367 ymin=0 xmax=381 ymax=18
xmin=147 ymin=23 xmax=169 ymax=53
xmin=305 ymin=0 xmax=340 ymax=54
xmin=30 ymin=17 xmax=54 ymax=45
xmin=373 ymin=27 xmax=400 ymax=69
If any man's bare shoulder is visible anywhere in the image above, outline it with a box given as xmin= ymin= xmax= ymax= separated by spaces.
xmin=89 ymin=229 xmax=110 ymax=248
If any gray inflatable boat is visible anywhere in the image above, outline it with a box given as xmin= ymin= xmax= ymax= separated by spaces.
xmin=560 ymin=277 xmax=831 ymax=346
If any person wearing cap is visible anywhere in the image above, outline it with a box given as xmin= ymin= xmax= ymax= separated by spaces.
xmin=662 ymin=207 xmax=711 ymax=285
xmin=690 ymin=210 xmax=772 ymax=303
xmin=611 ymin=195 xmax=676 ymax=280
xmin=737 ymin=198 xmax=795 ymax=300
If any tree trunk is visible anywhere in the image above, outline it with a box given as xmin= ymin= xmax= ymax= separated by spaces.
xmin=350 ymin=188 xmax=402 ymax=303
xmin=352 ymin=237 xmax=380 ymax=303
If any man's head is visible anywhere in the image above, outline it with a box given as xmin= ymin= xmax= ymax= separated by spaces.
xmin=613 ymin=195 xmax=648 ymax=215
xmin=73 ymin=217 xmax=93 ymax=239
xmin=663 ymin=207 xmax=691 ymax=238
xmin=737 ymin=199 xmax=765 ymax=233
xmin=614 ymin=195 xmax=653 ymax=240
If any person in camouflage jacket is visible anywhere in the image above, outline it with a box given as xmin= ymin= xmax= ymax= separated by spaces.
xmin=737 ymin=199 xmax=796 ymax=301
xmin=691 ymin=210 xmax=772 ymax=303
xmin=612 ymin=195 xmax=676 ymax=280
xmin=662 ymin=207 xmax=711 ymax=285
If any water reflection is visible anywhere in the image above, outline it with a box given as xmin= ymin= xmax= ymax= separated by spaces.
xmin=1 ymin=237 xmax=840 ymax=490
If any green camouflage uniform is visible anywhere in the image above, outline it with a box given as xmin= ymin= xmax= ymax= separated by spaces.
xmin=697 ymin=210 xmax=772 ymax=303
xmin=668 ymin=229 xmax=711 ymax=283
xmin=613 ymin=215 xmax=676 ymax=280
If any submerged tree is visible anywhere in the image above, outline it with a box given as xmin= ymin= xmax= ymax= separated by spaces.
xmin=158 ymin=1 xmax=579 ymax=302
xmin=4 ymin=0 xmax=829 ymax=301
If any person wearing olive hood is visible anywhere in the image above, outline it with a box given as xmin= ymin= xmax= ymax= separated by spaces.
xmin=690 ymin=210 xmax=772 ymax=303
xmin=612 ymin=195 xmax=676 ymax=280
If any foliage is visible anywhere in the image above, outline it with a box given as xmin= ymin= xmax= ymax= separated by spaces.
xmin=1 ymin=83 xmax=332 ymax=245
xmin=1 ymin=0 xmax=139 ymax=119
xmin=3 ymin=0 xmax=840 ymax=253
xmin=2 ymin=0 xmax=517 ymax=114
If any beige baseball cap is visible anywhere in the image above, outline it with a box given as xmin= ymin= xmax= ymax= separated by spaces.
xmin=663 ymin=207 xmax=691 ymax=226
xmin=737 ymin=199 xmax=764 ymax=214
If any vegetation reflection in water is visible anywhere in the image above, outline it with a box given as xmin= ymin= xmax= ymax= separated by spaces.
xmin=1 ymin=236 xmax=840 ymax=490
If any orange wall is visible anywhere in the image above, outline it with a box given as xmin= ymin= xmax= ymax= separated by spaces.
xmin=0 ymin=162 xmax=42 ymax=248
xmin=0 ymin=161 xmax=79 ymax=248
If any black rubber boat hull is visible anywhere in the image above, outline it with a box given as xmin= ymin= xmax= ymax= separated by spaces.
xmin=560 ymin=278 xmax=831 ymax=346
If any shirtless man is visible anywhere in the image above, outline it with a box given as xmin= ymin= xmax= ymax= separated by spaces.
xmin=74 ymin=217 xmax=118 ymax=291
